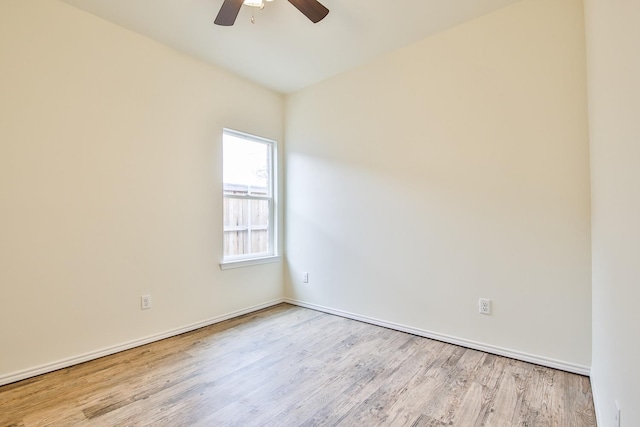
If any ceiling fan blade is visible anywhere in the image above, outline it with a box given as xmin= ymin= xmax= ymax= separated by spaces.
xmin=287 ymin=0 xmax=329 ymax=23
xmin=214 ymin=0 xmax=245 ymax=26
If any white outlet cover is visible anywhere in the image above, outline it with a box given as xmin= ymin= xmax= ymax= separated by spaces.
xmin=479 ymin=298 xmax=491 ymax=315
xmin=141 ymin=295 xmax=152 ymax=310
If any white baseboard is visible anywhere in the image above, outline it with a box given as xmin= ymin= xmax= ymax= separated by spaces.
xmin=0 ymin=298 xmax=285 ymax=387
xmin=284 ymin=298 xmax=591 ymax=376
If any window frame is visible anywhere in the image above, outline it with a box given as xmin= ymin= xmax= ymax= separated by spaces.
xmin=220 ymin=128 xmax=279 ymax=269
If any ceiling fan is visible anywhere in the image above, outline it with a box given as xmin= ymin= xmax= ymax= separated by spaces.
xmin=214 ymin=0 xmax=329 ymax=26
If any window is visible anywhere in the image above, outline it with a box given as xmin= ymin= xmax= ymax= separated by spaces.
xmin=222 ymin=129 xmax=277 ymax=266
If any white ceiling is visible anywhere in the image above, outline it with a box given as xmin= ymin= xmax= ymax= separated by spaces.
xmin=58 ymin=0 xmax=522 ymax=93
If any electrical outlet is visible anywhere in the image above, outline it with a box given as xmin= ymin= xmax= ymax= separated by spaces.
xmin=303 ymin=272 xmax=309 ymax=283
xmin=614 ymin=401 xmax=620 ymax=427
xmin=479 ymin=298 xmax=491 ymax=315
xmin=141 ymin=295 xmax=152 ymax=310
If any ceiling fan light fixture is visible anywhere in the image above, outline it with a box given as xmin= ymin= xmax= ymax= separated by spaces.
xmin=243 ymin=0 xmax=264 ymax=7
xmin=215 ymin=0 xmax=328 ymax=26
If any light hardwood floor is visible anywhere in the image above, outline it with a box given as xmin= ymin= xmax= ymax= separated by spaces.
xmin=1 ymin=304 xmax=596 ymax=426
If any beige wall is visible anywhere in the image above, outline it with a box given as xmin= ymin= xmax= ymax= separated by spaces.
xmin=285 ymin=0 xmax=591 ymax=368
xmin=585 ymin=0 xmax=640 ymax=425
xmin=0 ymin=0 xmax=284 ymax=382
xmin=0 ymin=0 xmax=602 ymax=393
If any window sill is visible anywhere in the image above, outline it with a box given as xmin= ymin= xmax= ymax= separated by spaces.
xmin=219 ymin=255 xmax=281 ymax=270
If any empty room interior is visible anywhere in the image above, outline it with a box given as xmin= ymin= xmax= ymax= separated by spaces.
xmin=0 ymin=0 xmax=638 ymax=425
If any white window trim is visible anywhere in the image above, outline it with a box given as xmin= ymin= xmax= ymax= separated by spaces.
xmin=220 ymin=128 xmax=278 ymax=268
xmin=220 ymin=255 xmax=281 ymax=270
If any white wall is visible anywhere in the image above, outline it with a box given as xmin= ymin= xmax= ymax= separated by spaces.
xmin=585 ymin=0 xmax=640 ymax=425
xmin=0 ymin=0 xmax=284 ymax=383
xmin=285 ymin=0 xmax=592 ymax=369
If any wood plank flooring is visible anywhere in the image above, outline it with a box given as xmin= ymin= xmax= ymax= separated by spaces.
xmin=0 ymin=304 xmax=597 ymax=426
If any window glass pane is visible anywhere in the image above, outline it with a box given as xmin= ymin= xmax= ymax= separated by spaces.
xmin=250 ymin=199 xmax=269 ymax=229
xmin=223 ymin=197 xmax=248 ymax=229
xmin=251 ymin=228 xmax=269 ymax=254
xmin=250 ymin=199 xmax=270 ymax=254
xmin=223 ymin=198 xmax=271 ymax=257
xmin=224 ymin=229 xmax=249 ymax=257
xmin=223 ymin=134 xmax=269 ymax=197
